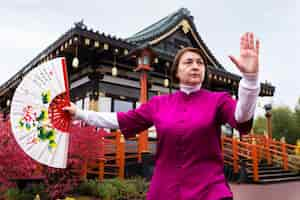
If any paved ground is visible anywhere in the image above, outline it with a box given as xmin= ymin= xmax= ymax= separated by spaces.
xmin=230 ymin=181 xmax=300 ymax=200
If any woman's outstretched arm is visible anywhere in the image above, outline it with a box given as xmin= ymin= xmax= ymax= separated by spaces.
xmin=63 ymin=103 xmax=119 ymax=129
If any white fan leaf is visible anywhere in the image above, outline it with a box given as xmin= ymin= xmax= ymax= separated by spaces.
xmin=10 ymin=57 xmax=70 ymax=168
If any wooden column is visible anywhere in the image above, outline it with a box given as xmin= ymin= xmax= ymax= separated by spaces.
xmin=138 ymin=71 xmax=149 ymax=160
xmin=266 ymin=111 xmax=272 ymax=139
xmin=265 ymin=136 xmax=272 ymax=165
xmin=232 ymin=138 xmax=239 ymax=173
xmin=99 ymin=159 xmax=104 ymax=181
xmin=118 ymin=135 xmax=125 ymax=179
xmin=281 ymin=137 xmax=288 ymax=170
xmin=88 ymin=67 xmax=102 ymax=112
xmin=252 ymin=144 xmax=259 ymax=182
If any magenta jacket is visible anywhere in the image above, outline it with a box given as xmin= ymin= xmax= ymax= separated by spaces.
xmin=117 ymin=89 xmax=252 ymax=200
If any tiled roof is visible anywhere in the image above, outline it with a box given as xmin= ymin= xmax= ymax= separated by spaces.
xmin=126 ymin=8 xmax=192 ymax=44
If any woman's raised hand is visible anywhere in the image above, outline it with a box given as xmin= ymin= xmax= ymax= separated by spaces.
xmin=229 ymin=32 xmax=260 ymax=74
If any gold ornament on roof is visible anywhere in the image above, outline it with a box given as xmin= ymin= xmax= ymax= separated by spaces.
xmin=180 ymin=19 xmax=191 ymax=34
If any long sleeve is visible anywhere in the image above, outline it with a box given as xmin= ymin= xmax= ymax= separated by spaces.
xmin=117 ymin=97 xmax=156 ymax=139
xmin=75 ymin=109 xmax=119 ymax=129
xmin=234 ymin=73 xmax=260 ymax=123
xmin=74 ymin=97 xmax=156 ymax=139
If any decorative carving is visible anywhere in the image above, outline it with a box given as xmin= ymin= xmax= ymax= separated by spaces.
xmin=74 ymin=19 xmax=87 ymax=29
xmin=180 ymin=19 xmax=191 ymax=34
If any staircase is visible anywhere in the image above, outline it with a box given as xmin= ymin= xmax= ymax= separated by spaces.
xmin=222 ymin=134 xmax=300 ymax=184
xmin=244 ymin=160 xmax=300 ymax=184
xmin=73 ymin=127 xmax=300 ymax=184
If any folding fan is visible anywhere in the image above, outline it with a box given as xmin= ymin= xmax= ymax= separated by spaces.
xmin=10 ymin=57 xmax=71 ymax=168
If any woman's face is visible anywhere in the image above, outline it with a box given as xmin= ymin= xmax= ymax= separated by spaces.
xmin=176 ymin=51 xmax=205 ymax=86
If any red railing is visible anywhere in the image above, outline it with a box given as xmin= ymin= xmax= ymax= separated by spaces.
xmin=222 ymin=134 xmax=300 ymax=181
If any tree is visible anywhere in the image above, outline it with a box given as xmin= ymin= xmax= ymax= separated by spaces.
xmin=0 ymin=119 xmax=105 ymax=197
xmin=253 ymin=116 xmax=267 ymax=134
xmin=271 ymin=106 xmax=298 ymax=144
xmin=254 ymin=102 xmax=300 ymax=144
xmin=294 ymin=97 xmax=300 ymax=134
xmin=0 ymin=119 xmax=38 ymax=188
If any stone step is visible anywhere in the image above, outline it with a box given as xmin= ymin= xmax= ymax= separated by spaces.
xmin=245 ymin=165 xmax=282 ymax=172
xmin=258 ymin=165 xmax=282 ymax=171
xmin=249 ymin=171 xmax=299 ymax=179
xmin=255 ymin=175 xmax=300 ymax=184
xmin=247 ymin=168 xmax=291 ymax=175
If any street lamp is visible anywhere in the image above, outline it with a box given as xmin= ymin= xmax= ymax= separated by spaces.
xmin=131 ymin=47 xmax=155 ymax=161
xmin=263 ymin=96 xmax=273 ymax=139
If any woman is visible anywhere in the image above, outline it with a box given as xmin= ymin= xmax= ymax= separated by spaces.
xmin=64 ymin=32 xmax=260 ymax=200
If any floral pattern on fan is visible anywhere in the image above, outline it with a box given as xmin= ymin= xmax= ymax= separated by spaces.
xmin=18 ymin=90 xmax=57 ymax=151
xmin=18 ymin=105 xmax=37 ymax=131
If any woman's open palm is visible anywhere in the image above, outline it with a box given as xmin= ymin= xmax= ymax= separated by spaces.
xmin=229 ymin=32 xmax=260 ymax=74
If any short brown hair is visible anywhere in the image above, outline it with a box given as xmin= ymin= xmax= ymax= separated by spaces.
xmin=171 ymin=47 xmax=208 ymax=84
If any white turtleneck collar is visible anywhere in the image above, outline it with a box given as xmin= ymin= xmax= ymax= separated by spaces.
xmin=179 ymin=83 xmax=202 ymax=95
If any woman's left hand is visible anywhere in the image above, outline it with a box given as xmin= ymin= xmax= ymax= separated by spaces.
xmin=229 ymin=32 xmax=259 ymax=74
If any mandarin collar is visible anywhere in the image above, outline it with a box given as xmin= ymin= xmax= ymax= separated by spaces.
xmin=179 ymin=83 xmax=202 ymax=95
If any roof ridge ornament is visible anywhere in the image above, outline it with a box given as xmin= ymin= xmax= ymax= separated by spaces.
xmin=180 ymin=19 xmax=191 ymax=34
xmin=179 ymin=8 xmax=191 ymax=16
xmin=74 ymin=19 xmax=87 ymax=29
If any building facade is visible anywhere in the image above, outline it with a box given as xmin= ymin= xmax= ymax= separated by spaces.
xmin=0 ymin=8 xmax=275 ymax=121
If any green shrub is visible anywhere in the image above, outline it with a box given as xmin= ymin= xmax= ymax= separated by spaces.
xmin=24 ymin=183 xmax=48 ymax=199
xmin=6 ymin=187 xmax=20 ymax=200
xmin=74 ymin=177 xmax=149 ymax=199
xmin=5 ymin=183 xmax=48 ymax=200
xmin=123 ymin=182 xmax=138 ymax=199
xmin=98 ymin=182 xmax=119 ymax=200
xmin=6 ymin=187 xmax=34 ymax=200
xmin=76 ymin=179 xmax=99 ymax=196
xmin=13 ymin=192 xmax=34 ymax=200
xmin=130 ymin=176 xmax=148 ymax=195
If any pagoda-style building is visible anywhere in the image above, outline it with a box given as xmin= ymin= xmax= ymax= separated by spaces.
xmin=0 ymin=8 xmax=274 ymax=118
xmin=0 ymin=8 xmax=275 ymax=179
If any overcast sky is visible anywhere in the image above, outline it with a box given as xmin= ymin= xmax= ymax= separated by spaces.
xmin=0 ymin=0 xmax=299 ymax=116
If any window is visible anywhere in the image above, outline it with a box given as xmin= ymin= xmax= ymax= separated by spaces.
xmin=113 ymin=99 xmax=133 ymax=112
xmin=98 ymin=97 xmax=112 ymax=112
